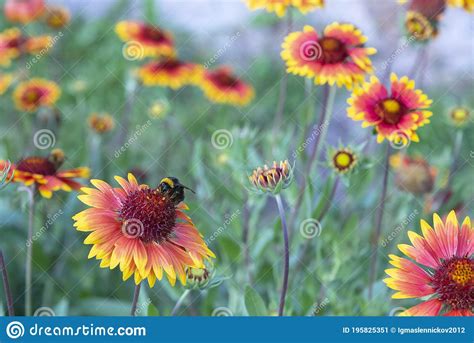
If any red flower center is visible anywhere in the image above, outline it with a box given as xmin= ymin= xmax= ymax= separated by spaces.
xmin=210 ymin=70 xmax=238 ymax=88
xmin=432 ymin=257 xmax=473 ymax=310
xmin=22 ymin=87 xmax=45 ymax=105
xmin=153 ymin=59 xmax=182 ymax=72
xmin=140 ymin=26 xmax=166 ymax=43
xmin=318 ymin=37 xmax=348 ymax=64
xmin=375 ymin=98 xmax=405 ymax=125
xmin=6 ymin=36 xmax=26 ymax=49
xmin=16 ymin=157 xmax=56 ymax=175
xmin=119 ymin=188 xmax=177 ymax=243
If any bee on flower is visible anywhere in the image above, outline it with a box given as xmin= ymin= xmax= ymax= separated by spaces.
xmin=73 ymin=174 xmax=215 ymax=286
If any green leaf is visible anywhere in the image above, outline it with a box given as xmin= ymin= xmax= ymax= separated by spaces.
xmin=147 ymin=303 xmax=160 ymax=316
xmin=244 ymin=285 xmax=267 ymax=316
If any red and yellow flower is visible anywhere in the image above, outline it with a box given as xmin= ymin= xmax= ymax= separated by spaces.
xmin=198 ymin=66 xmax=254 ymax=106
xmin=88 ymin=112 xmax=115 ymax=134
xmin=73 ymin=173 xmax=215 ymax=286
xmin=138 ymin=59 xmax=201 ymax=89
xmin=0 ymin=28 xmax=24 ymax=66
xmin=330 ymin=147 xmax=358 ymax=174
xmin=115 ymin=21 xmax=175 ymax=59
xmin=44 ymin=6 xmax=70 ymax=29
xmin=0 ymin=149 xmax=90 ymax=198
xmin=0 ymin=28 xmax=52 ymax=66
xmin=405 ymin=10 xmax=438 ymax=41
xmin=384 ymin=210 xmax=473 ymax=316
xmin=249 ymin=160 xmax=293 ymax=193
xmin=390 ymin=153 xmax=436 ymax=195
xmin=449 ymin=106 xmax=470 ymax=127
xmin=281 ymin=24 xmax=376 ymax=90
xmin=448 ymin=0 xmax=473 ymax=12
xmin=245 ymin=0 xmax=324 ymax=17
xmin=0 ymin=73 xmax=14 ymax=95
xmin=13 ymin=78 xmax=61 ymax=112
xmin=347 ymin=73 xmax=432 ymax=144
xmin=4 ymin=0 xmax=45 ymax=24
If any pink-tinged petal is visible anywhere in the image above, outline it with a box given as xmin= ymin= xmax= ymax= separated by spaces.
xmin=388 ymin=254 xmax=432 ymax=283
xmin=457 ymin=216 xmax=473 ymax=257
xmin=384 ymin=278 xmax=435 ymax=298
xmin=407 ymin=231 xmax=440 ymax=268
xmin=399 ymin=299 xmax=442 ymax=316
xmin=444 ymin=210 xmax=459 ymax=258
xmin=114 ymin=175 xmax=138 ymax=195
xmin=433 ymin=213 xmax=451 ymax=259
xmin=443 ymin=309 xmax=473 ymax=316
xmin=420 ymin=220 xmax=444 ymax=260
xmin=385 ymin=268 xmax=431 ymax=285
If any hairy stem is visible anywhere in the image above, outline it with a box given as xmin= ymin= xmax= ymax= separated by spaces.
xmin=275 ymin=194 xmax=289 ymax=316
xmin=368 ymin=144 xmax=391 ymax=299
xmin=0 ymin=250 xmax=14 ymax=316
xmin=170 ymin=289 xmax=191 ymax=316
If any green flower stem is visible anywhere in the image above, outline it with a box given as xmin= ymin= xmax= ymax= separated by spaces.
xmin=130 ymin=283 xmax=141 ymax=316
xmin=274 ymin=194 xmax=289 ymax=316
xmin=272 ymin=9 xmax=293 ymax=136
xmin=290 ymin=85 xmax=336 ymax=237
xmin=0 ymin=250 xmax=14 ymax=316
xmin=25 ymin=186 xmax=36 ymax=316
xmin=368 ymin=144 xmax=391 ymax=299
xmin=294 ymin=177 xmax=339 ymax=273
xmin=170 ymin=289 xmax=191 ymax=316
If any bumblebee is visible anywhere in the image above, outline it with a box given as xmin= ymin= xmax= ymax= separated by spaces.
xmin=157 ymin=177 xmax=195 ymax=205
